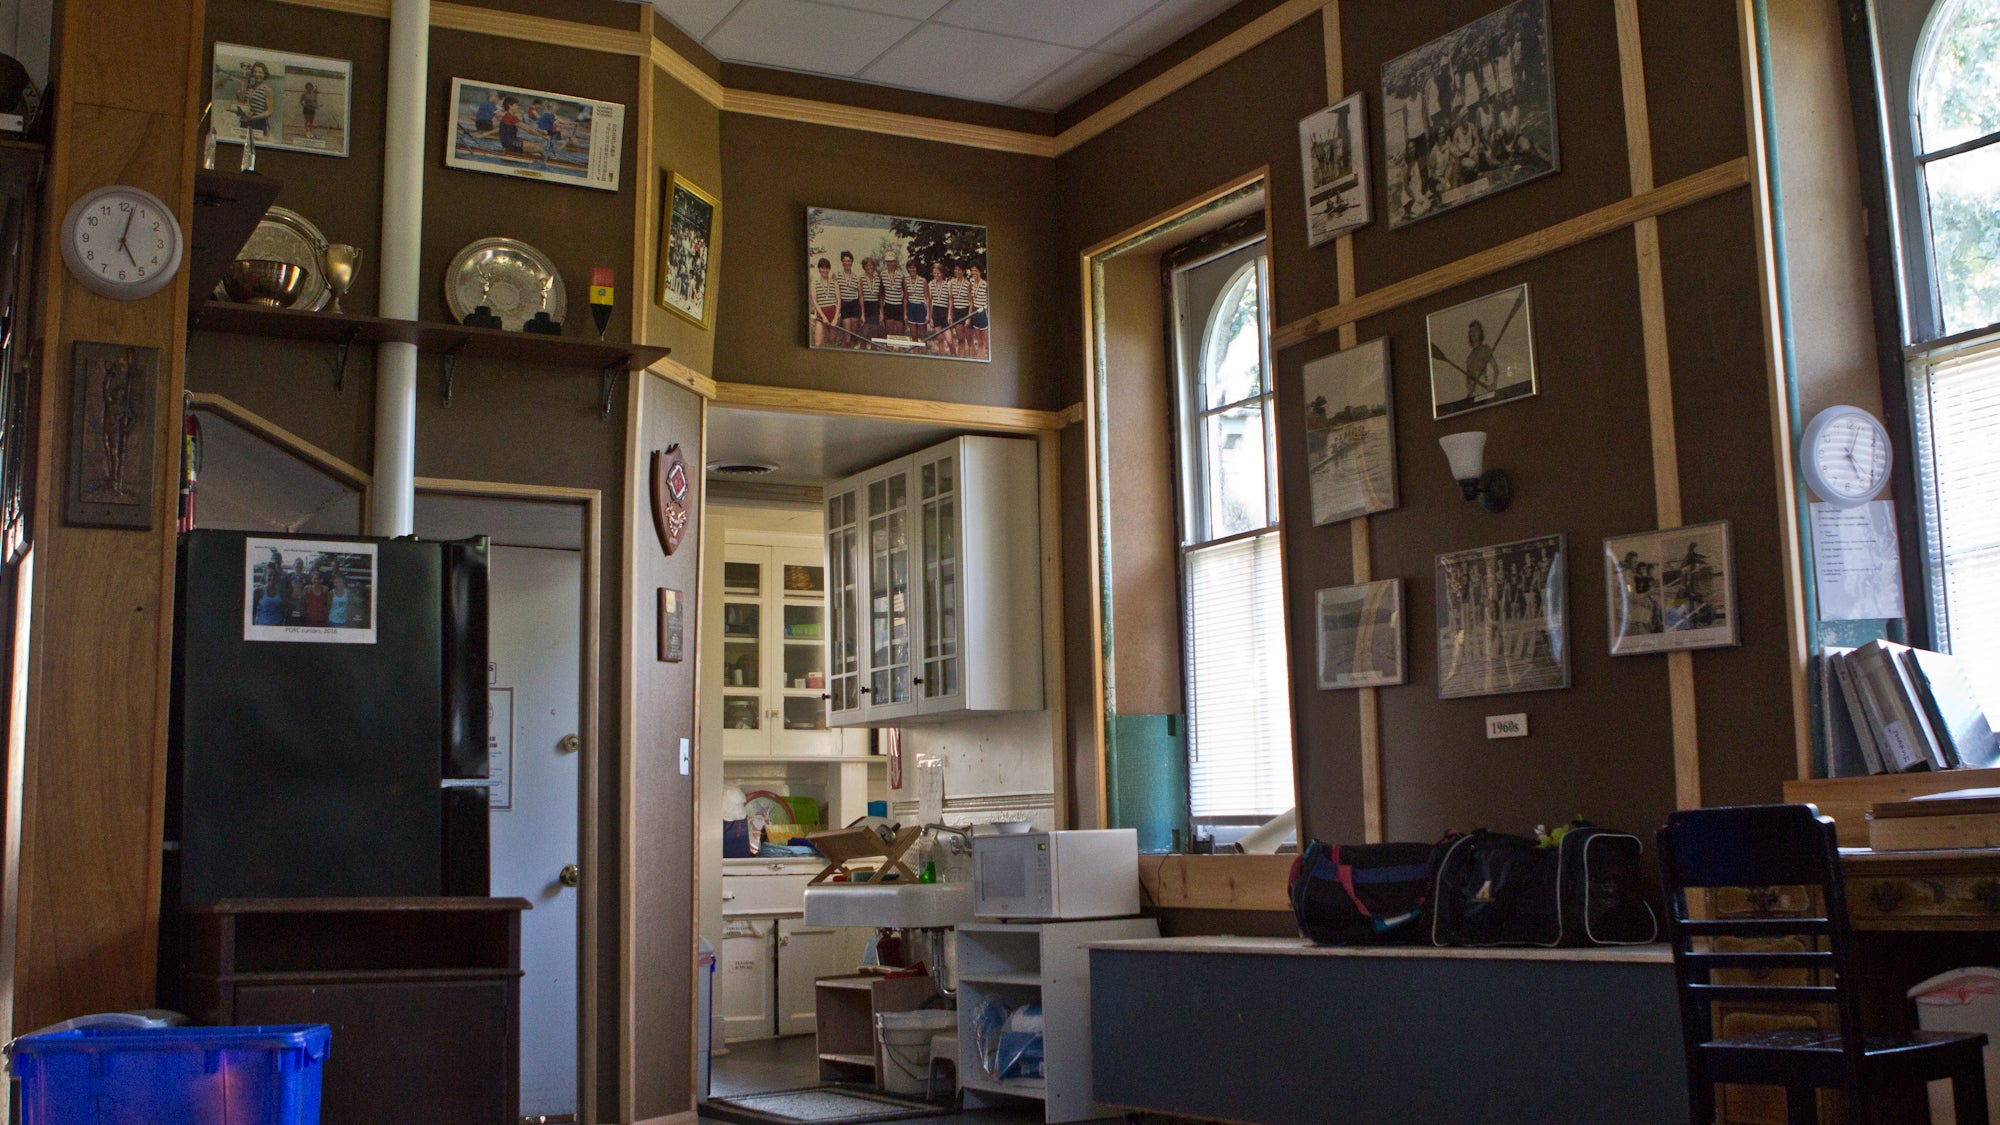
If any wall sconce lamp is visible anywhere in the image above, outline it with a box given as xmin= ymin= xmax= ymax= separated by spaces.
xmin=1439 ymin=431 xmax=1513 ymax=513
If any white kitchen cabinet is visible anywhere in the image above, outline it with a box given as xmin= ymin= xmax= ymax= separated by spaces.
xmin=826 ymin=435 xmax=1042 ymax=727
xmin=776 ymin=918 xmax=870 ymax=1036
xmin=718 ymin=537 xmax=838 ymax=757
xmin=716 ymin=918 xmax=776 ymax=1042
xmin=955 ymin=917 xmax=1159 ymax=1122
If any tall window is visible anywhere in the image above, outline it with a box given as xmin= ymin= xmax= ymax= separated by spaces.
xmin=1170 ymin=237 xmax=1294 ymax=831
xmin=1898 ymin=0 xmax=2000 ymax=695
xmin=1910 ymin=0 xmax=2000 ymax=337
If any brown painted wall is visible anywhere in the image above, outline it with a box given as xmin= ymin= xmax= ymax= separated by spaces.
xmin=1102 ymin=250 xmax=1183 ymax=715
xmin=1058 ymin=0 xmax=1794 ymax=846
xmin=645 ymin=61 xmax=723 ymax=372
xmin=711 ymin=113 xmax=1061 ymax=410
xmin=625 ymin=372 xmax=703 ymax=1119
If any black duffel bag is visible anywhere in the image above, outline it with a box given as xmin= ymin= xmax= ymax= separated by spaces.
xmin=1289 ymin=840 xmax=1437 ymax=945
xmin=1429 ymin=825 xmax=1658 ymax=948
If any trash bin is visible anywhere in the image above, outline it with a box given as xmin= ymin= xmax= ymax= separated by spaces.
xmin=875 ymin=1009 xmax=956 ymax=1096
xmin=6 ymin=1023 xmax=331 ymax=1125
xmin=1910 ymin=966 xmax=2000 ymax=1123
xmin=697 ymin=937 xmax=716 ymax=1101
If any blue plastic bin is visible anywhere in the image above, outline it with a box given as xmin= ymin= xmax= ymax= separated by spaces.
xmin=7 ymin=1024 xmax=331 ymax=1125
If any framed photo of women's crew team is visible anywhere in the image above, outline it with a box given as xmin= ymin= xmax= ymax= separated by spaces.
xmin=806 ymin=207 xmax=990 ymax=362
xmin=1381 ymin=0 xmax=1559 ymax=229
xmin=659 ymin=173 xmax=717 ymax=328
xmin=1435 ymin=534 xmax=1568 ymax=699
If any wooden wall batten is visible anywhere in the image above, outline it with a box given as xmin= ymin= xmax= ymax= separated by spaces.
xmin=17 ymin=0 xmax=206 ymax=1030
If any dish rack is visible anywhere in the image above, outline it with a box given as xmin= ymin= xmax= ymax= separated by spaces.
xmin=801 ymin=825 xmax=925 ymax=885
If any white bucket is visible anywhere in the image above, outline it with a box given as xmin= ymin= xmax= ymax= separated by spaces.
xmin=875 ymin=1009 xmax=956 ymax=1095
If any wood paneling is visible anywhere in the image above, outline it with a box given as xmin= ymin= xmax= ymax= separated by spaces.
xmin=17 ymin=0 xmax=204 ymax=1031
xmin=1138 ymin=854 xmax=1294 ymax=912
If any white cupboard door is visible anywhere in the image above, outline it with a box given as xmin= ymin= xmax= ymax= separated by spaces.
xmin=776 ymin=919 xmax=868 ymax=1036
xmin=772 ymin=544 xmax=832 ymax=754
xmin=914 ymin=448 xmax=965 ymax=714
xmin=720 ymin=548 xmax=771 ymax=756
xmin=825 ymin=489 xmax=865 ymax=725
xmin=863 ymin=464 xmax=920 ymax=722
xmin=718 ymin=919 xmax=776 ymax=1041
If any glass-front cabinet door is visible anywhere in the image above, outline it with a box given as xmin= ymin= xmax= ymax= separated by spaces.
xmin=916 ymin=449 xmax=962 ymax=709
xmin=771 ymin=548 xmax=828 ymax=753
xmin=719 ymin=553 xmax=765 ymax=755
xmin=863 ymin=465 xmax=918 ymax=721
xmin=825 ymin=489 xmax=863 ymax=724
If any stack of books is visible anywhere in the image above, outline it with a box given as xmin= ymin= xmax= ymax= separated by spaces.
xmin=1819 ymin=640 xmax=1999 ymax=776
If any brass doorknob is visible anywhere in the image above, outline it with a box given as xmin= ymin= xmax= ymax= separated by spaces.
xmin=558 ymin=734 xmax=581 ymax=754
xmin=559 ymin=864 xmax=581 ymax=888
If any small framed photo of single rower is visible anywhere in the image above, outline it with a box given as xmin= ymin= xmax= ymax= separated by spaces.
xmin=1427 ymin=283 xmax=1537 ymax=419
xmin=1299 ymin=92 xmax=1372 ymax=246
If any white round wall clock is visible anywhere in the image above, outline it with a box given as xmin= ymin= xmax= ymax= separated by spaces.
xmin=1800 ymin=405 xmax=1893 ymax=508
xmin=59 ymin=185 xmax=184 ymax=300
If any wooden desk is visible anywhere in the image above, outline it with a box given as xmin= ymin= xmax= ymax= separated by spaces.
xmin=1841 ymin=846 xmax=2000 ymax=930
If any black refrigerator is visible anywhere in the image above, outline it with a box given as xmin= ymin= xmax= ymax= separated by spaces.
xmin=165 ymin=528 xmax=491 ymax=904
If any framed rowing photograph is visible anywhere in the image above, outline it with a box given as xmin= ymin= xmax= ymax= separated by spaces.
xmin=1381 ymin=0 xmax=1559 ymax=229
xmin=1317 ymin=579 xmax=1406 ymax=689
xmin=1427 ymin=283 xmax=1537 ymax=419
xmin=1435 ymin=533 xmax=1567 ymax=699
xmin=659 ymin=172 xmax=717 ymax=328
xmin=806 ymin=207 xmax=990 ymax=362
xmin=211 ymin=42 xmax=352 ymax=157
xmin=445 ymin=78 xmax=624 ymax=192
xmin=1299 ymin=92 xmax=1372 ymax=246
xmin=1302 ymin=337 xmax=1397 ymax=525
xmin=1603 ymin=521 xmax=1738 ymax=656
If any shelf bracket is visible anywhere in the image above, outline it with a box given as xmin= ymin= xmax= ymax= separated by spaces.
xmin=440 ymin=340 xmax=468 ymax=407
xmin=600 ymin=363 xmax=621 ymax=422
xmin=333 ymin=325 xmax=360 ymax=398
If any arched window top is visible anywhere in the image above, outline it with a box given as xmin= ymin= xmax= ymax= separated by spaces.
xmin=1914 ymin=0 xmax=2000 ymax=155
xmin=1198 ymin=261 xmax=1262 ymax=411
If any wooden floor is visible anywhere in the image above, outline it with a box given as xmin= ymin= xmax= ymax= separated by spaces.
xmin=701 ymin=1034 xmax=1089 ymax=1124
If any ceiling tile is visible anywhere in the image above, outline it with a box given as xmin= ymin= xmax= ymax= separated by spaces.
xmin=1096 ymin=0 xmax=1239 ymax=60
xmin=705 ymin=0 xmax=919 ymax=76
xmin=649 ymin=0 xmax=745 ymax=41
xmin=817 ymin=0 xmax=952 ymax=18
xmin=1014 ymin=51 xmax=1136 ymax=111
xmin=932 ymin=0 xmax=1160 ymax=50
xmin=861 ymin=23 xmax=1079 ymax=104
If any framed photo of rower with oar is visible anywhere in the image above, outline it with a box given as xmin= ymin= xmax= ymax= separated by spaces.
xmin=1426 ymin=282 xmax=1538 ymax=419
xmin=805 ymin=207 xmax=990 ymax=363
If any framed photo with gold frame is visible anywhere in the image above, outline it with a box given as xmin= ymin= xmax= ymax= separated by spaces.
xmin=659 ymin=172 xmax=717 ymax=328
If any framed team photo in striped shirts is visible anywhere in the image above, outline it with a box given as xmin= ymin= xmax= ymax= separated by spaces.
xmin=805 ymin=207 xmax=990 ymax=363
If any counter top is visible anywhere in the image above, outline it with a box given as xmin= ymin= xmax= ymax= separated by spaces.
xmin=723 ymin=856 xmax=825 ymax=871
xmin=1082 ymin=934 xmax=1673 ymax=964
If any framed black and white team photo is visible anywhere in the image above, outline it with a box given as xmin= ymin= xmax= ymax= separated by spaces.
xmin=1381 ymin=0 xmax=1559 ymax=229
xmin=1436 ymin=534 xmax=1568 ymax=699
xmin=1303 ymin=337 xmax=1397 ymax=525
xmin=1318 ymin=579 xmax=1406 ymax=689
xmin=1299 ymin=92 xmax=1372 ymax=246
xmin=806 ymin=207 xmax=990 ymax=363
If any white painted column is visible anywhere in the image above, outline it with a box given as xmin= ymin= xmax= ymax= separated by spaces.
xmin=372 ymin=0 xmax=429 ymax=536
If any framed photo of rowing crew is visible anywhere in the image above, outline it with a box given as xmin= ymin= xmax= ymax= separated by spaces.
xmin=806 ymin=207 xmax=991 ymax=363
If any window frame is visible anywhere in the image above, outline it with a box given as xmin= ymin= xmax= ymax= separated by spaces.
xmin=1164 ymin=228 xmax=1295 ymax=828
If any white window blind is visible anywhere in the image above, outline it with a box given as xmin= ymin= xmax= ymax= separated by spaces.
xmin=1916 ymin=336 xmax=2000 ymax=707
xmin=1184 ymin=531 xmax=1295 ymax=819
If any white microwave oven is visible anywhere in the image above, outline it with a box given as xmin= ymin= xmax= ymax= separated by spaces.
xmin=973 ymin=828 xmax=1141 ymax=920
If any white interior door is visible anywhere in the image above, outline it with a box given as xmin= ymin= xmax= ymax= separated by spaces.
xmin=487 ymin=545 xmax=583 ymax=1119
xmin=718 ymin=919 xmax=776 ymax=1041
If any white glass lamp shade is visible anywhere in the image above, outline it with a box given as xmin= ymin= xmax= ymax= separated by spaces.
xmin=1439 ymin=432 xmax=1487 ymax=481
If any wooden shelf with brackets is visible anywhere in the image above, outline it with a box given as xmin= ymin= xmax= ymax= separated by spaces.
xmin=190 ymin=300 xmax=670 ymax=419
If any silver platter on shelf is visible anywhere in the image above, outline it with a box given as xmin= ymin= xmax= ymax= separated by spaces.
xmin=220 ymin=205 xmax=331 ymax=312
xmin=444 ymin=238 xmax=566 ymax=332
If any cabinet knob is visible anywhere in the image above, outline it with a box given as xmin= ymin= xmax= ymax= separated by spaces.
xmin=559 ymin=864 xmax=581 ymax=888
xmin=820 ymin=693 xmax=830 ymax=700
xmin=860 ymin=687 xmax=871 ymax=694
xmin=913 ymin=677 xmax=924 ymax=685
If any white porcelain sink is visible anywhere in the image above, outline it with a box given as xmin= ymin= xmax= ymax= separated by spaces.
xmin=803 ymin=881 xmax=974 ymax=928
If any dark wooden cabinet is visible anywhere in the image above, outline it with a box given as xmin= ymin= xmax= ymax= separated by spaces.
xmin=180 ymin=897 xmax=529 ymax=1125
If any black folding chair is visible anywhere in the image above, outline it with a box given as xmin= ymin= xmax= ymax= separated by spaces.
xmin=1658 ymin=803 xmax=1990 ymax=1124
